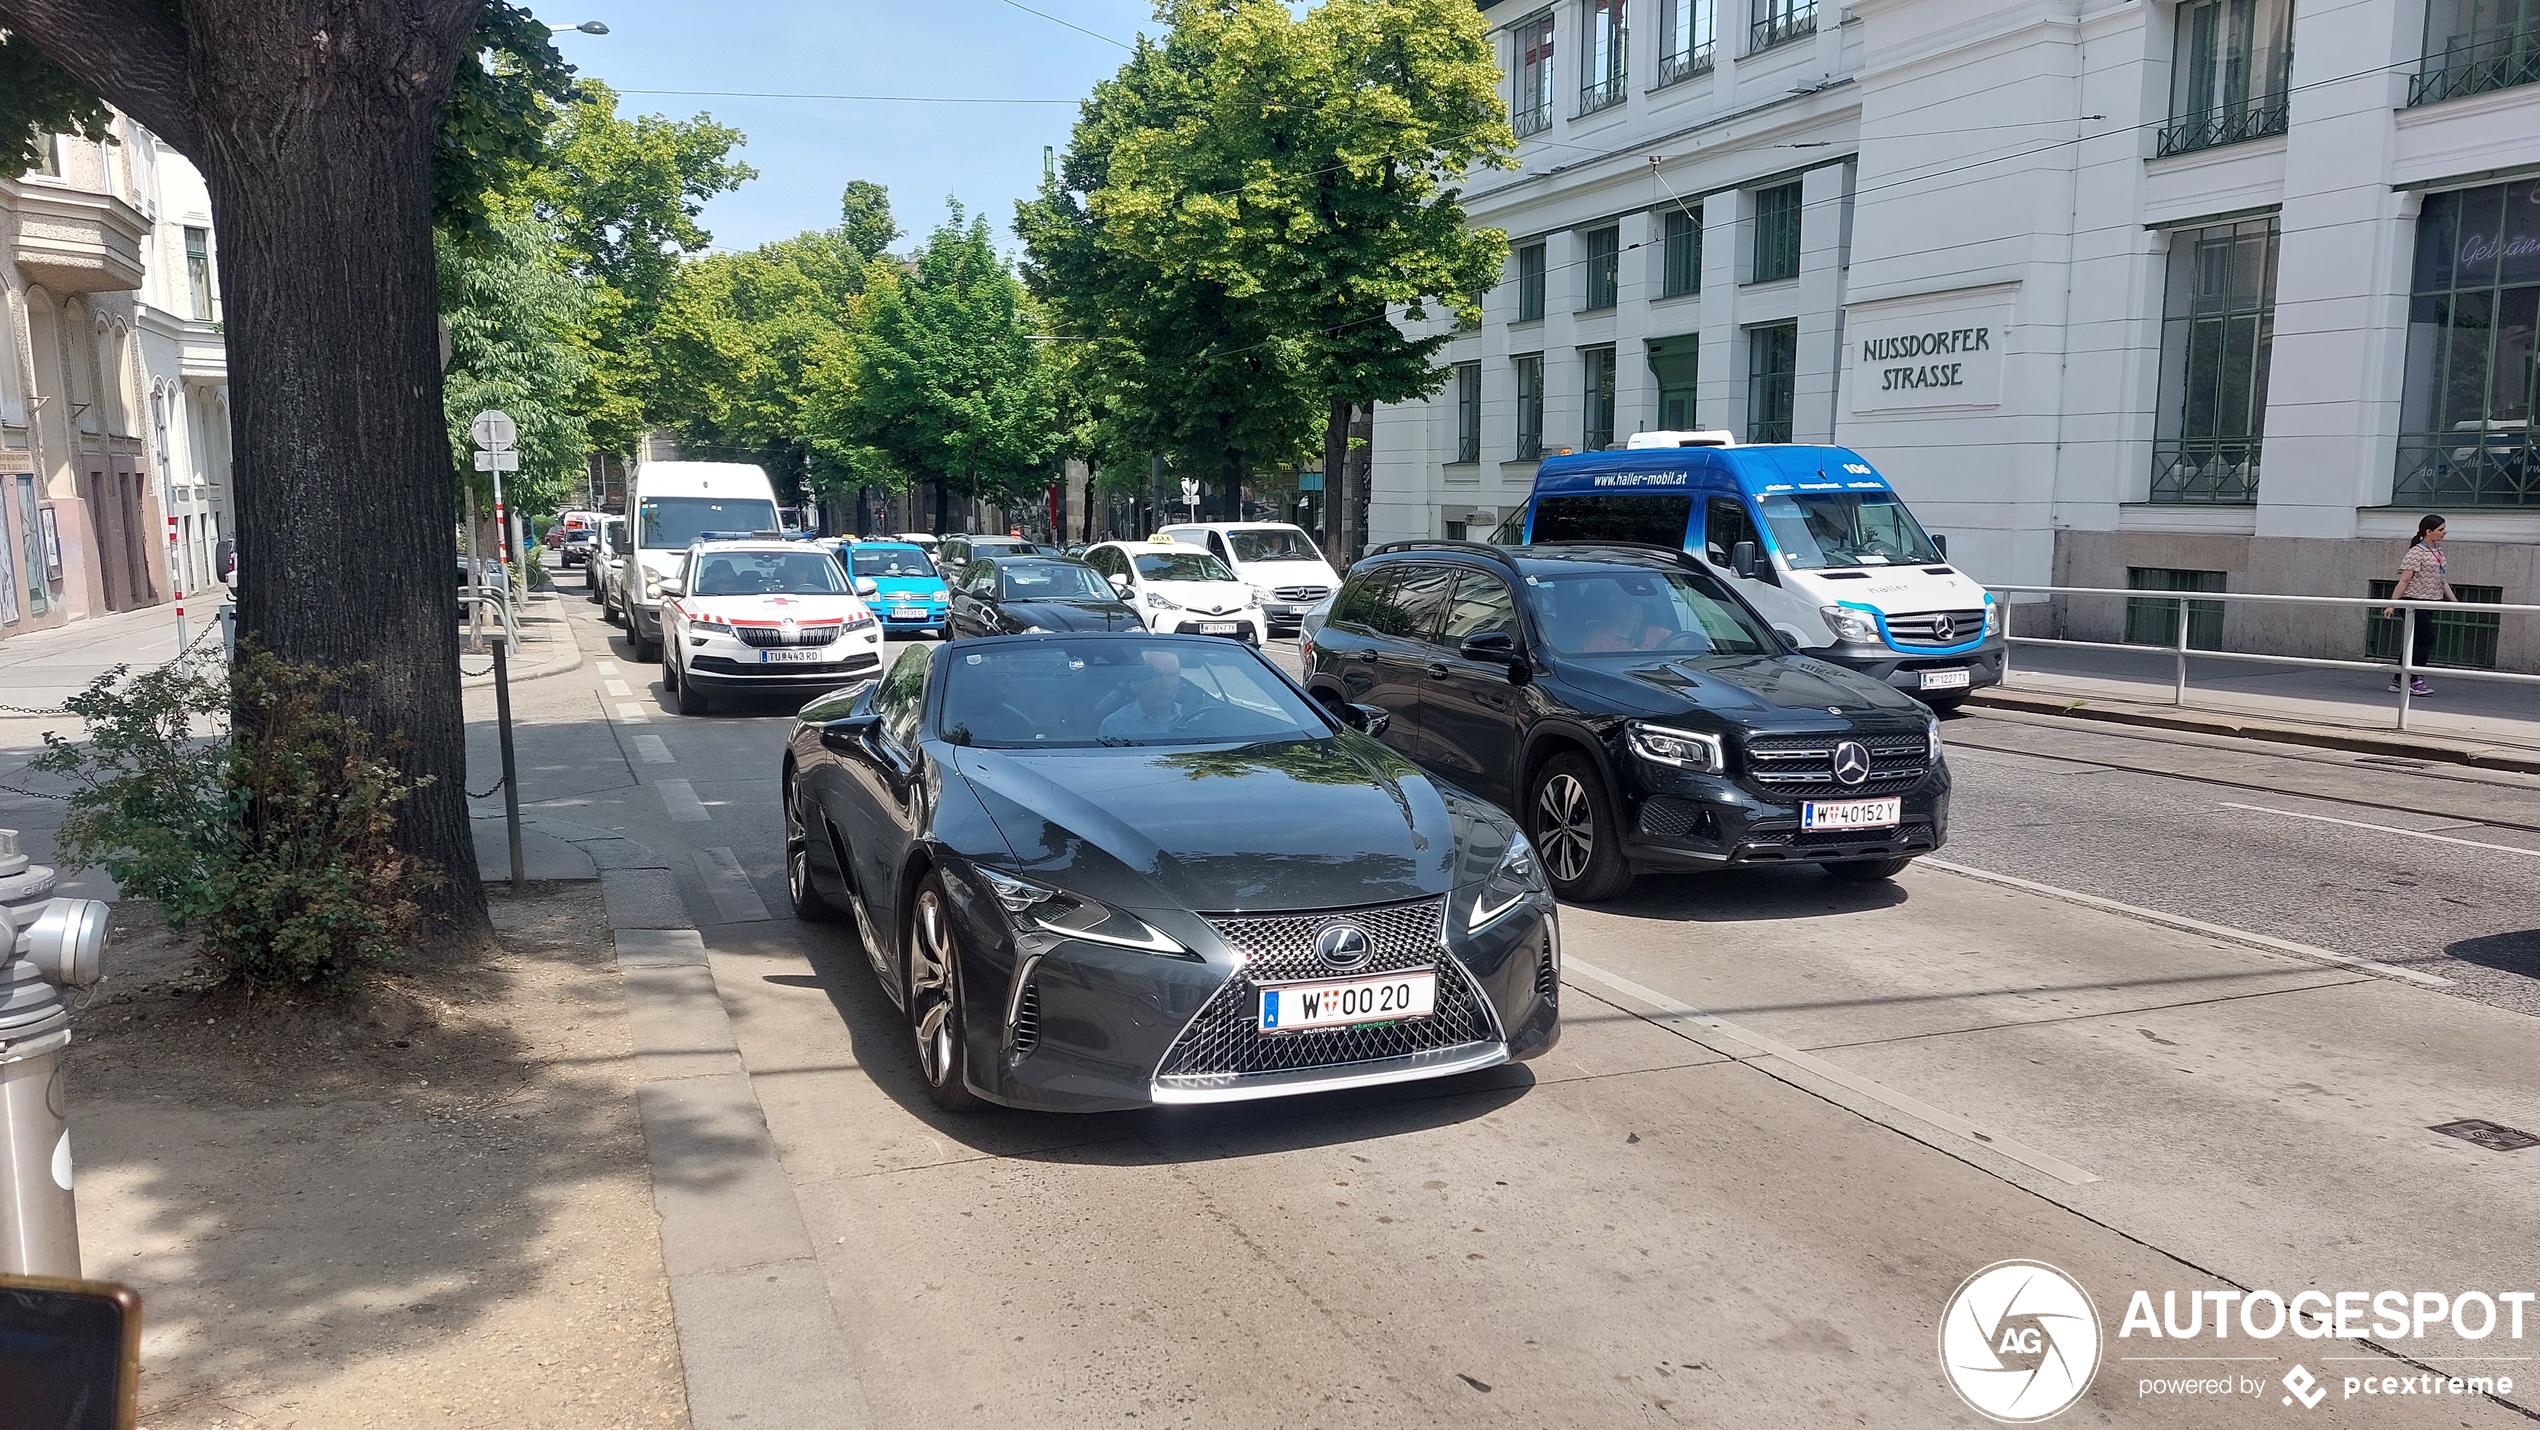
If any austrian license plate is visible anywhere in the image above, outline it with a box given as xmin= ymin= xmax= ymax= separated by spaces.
xmin=1919 ymin=668 xmax=1971 ymax=691
xmin=1258 ymin=969 xmax=1437 ymax=1033
xmin=758 ymin=647 xmax=833 ymax=664
xmin=1803 ymin=797 xmax=1901 ymax=831
xmin=1201 ymin=622 xmax=1240 ymax=635
xmin=891 ymin=605 xmax=928 ymax=620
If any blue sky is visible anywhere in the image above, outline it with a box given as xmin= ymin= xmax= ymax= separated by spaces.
xmin=548 ymin=1 xmax=1169 ymax=255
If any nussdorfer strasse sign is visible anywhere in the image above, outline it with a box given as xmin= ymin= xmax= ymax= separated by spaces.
xmin=1844 ymin=305 xmax=2011 ymax=415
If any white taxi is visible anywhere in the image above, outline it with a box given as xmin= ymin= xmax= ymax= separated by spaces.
xmin=657 ymin=540 xmax=884 ymax=714
xmin=1081 ymin=537 xmax=1268 ymax=644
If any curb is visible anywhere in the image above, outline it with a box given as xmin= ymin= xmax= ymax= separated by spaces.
xmin=1966 ymin=687 xmax=2540 ymax=776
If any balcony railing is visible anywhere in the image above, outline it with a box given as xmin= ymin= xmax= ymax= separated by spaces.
xmin=2148 ymin=439 xmax=2263 ymax=504
xmin=1578 ymin=74 xmax=1628 ymax=116
xmin=2394 ymin=427 xmax=2540 ymax=505
xmin=1656 ymin=43 xmax=1715 ymax=87
xmin=1513 ymin=102 xmax=1553 ymax=138
xmin=1749 ymin=2 xmax=1816 ymax=54
xmin=2409 ymin=24 xmax=2540 ymax=105
xmin=2155 ymin=98 xmax=2290 ymax=157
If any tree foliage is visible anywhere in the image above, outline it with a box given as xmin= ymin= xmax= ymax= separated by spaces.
xmin=438 ymin=212 xmax=590 ymax=515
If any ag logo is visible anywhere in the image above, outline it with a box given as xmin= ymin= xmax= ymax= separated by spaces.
xmin=1312 ymin=922 xmax=1374 ymax=970
xmin=1939 ymin=1260 xmax=2101 ymax=1423
xmin=1831 ymin=741 xmax=1873 ymax=787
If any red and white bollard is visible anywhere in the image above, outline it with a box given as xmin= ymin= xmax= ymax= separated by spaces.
xmin=166 ymin=513 xmax=185 ymax=650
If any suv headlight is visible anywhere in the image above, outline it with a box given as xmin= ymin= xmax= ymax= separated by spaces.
xmin=1625 ymin=721 xmax=1724 ymax=773
xmin=975 ymin=868 xmax=1188 ymax=956
xmin=690 ymin=614 xmax=735 ymax=635
xmin=842 ymin=610 xmax=878 ymax=633
xmin=1244 ymin=589 xmax=1260 ymax=609
xmin=1145 ymin=590 xmax=1180 ymax=610
xmin=1820 ymin=606 xmax=1878 ymax=643
xmin=1470 ymin=830 xmax=1542 ymax=932
xmin=1928 ymin=713 xmax=1944 ymax=764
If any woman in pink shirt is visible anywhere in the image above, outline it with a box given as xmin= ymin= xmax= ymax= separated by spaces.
xmin=2384 ymin=514 xmax=2451 ymax=696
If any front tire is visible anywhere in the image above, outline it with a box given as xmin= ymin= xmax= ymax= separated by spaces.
xmin=1826 ymin=856 xmax=1915 ymax=882
xmin=905 ymin=875 xmax=981 ymax=1112
xmin=1529 ymin=753 xmax=1634 ymax=902
xmin=784 ymin=778 xmax=839 ymax=922
xmin=668 ymin=652 xmax=710 ymax=715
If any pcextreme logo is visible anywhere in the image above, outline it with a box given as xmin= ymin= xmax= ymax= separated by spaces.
xmin=1939 ymin=1261 xmax=2104 ymax=1423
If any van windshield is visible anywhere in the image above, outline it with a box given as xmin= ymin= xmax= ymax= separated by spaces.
xmin=640 ymin=496 xmax=780 ymax=550
xmin=1227 ymin=527 xmax=1325 ymax=564
xmin=1758 ymin=492 xmax=1941 ymax=569
xmin=1529 ymin=494 xmax=1695 ymax=548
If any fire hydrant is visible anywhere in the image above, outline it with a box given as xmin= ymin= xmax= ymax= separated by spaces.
xmin=0 ymin=828 xmax=112 ymax=1277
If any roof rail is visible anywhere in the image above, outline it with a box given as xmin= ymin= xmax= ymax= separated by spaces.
xmin=1363 ymin=539 xmax=1526 ymax=570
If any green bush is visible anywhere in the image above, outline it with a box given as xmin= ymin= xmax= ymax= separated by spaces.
xmin=34 ymin=646 xmax=444 ymax=992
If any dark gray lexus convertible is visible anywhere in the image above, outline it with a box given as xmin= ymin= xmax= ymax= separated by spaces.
xmin=779 ymin=632 xmax=1561 ymax=1112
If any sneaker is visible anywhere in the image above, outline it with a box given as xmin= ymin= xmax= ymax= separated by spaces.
xmin=2390 ymin=674 xmax=2403 ymax=691
xmin=2411 ymin=678 xmax=2432 ymax=696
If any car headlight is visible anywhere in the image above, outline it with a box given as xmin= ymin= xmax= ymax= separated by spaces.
xmin=1983 ymin=601 xmax=1999 ymax=636
xmin=1469 ymin=830 xmax=1543 ymax=932
xmin=974 ymin=868 xmax=1189 ymax=956
xmin=1625 ymin=721 xmax=1724 ymax=773
xmin=1243 ymin=589 xmax=1259 ymax=609
xmin=1145 ymin=590 xmax=1180 ymax=610
xmin=1820 ymin=606 xmax=1879 ymax=643
xmin=690 ymin=615 xmax=735 ymax=635
xmin=1927 ymin=713 xmax=1944 ymax=764
xmin=842 ymin=611 xmax=878 ymax=633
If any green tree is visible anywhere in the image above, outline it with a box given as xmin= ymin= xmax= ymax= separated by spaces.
xmin=438 ymin=212 xmax=591 ymax=520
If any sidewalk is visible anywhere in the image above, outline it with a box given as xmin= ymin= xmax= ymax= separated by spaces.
xmin=1978 ymin=642 xmax=2540 ymax=771
xmin=0 ymin=600 xmax=206 ymax=713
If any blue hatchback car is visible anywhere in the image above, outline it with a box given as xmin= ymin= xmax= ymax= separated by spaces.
xmin=840 ymin=540 xmax=952 ymax=638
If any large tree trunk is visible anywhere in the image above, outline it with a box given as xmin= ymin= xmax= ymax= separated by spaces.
xmin=1319 ymin=396 xmax=1348 ymax=563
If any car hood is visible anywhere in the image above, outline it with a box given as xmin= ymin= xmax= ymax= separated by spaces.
xmin=868 ymin=577 xmax=947 ymax=598
xmin=1005 ymin=599 xmax=1141 ymax=630
xmin=685 ymin=592 xmax=874 ymax=627
xmin=950 ymin=735 xmax=1455 ymax=913
xmin=1568 ymin=653 xmax=1929 ymax=725
xmin=1144 ymin=580 xmax=1253 ymax=616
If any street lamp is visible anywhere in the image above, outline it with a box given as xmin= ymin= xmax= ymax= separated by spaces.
xmin=550 ymin=20 xmax=609 ymax=34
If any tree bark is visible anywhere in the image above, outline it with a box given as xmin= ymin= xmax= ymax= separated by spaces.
xmin=1319 ymin=395 xmax=1348 ymax=564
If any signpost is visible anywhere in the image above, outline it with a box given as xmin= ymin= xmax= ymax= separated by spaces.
xmin=164 ymin=513 xmax=184 ymax=651
xmin=468 ymin=410 xmax=526 ymax=892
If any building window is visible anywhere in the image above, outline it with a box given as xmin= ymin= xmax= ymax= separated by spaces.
xmin=1750 ymin=182 xmax=1802 ymax=283
xmin=1658 ymin=0 xmax=1717 ymax=83
xmin=1749 ymin=0 xmax=1816 ymax=53
xmin=1514 ymin=354 xmax=1545 ymax=460
xmin=184 ymin=227 xmax=214 ymax=321
xmin=1582 ymin=226 xmax=1620 ymax=311
xmin=33 ymin=135 xmax=60 ymax=177
xmin=2151 ymin=216 xmax=2280 ymax=504
xmin=1746 ymin=323 xmax=1797 ymax=443
xmin=2395 ymin=180 xmax=2540 ymax=506
xmin=2411 ymin=0 xmax=2540 ymax=105
xmin=1580 ymin=0 xmax=1628 ymax=115
xmin=2159 ymin=0 xmax=2294 ymax=156
xmin=1514 ymin=10 xmax=1557 ymax=136
xmin=1444 ymin=519 xmax=1469 ymax=541
xmin=1516 ymin=243 xmax=1547 ymax=322
xmin=1454 ymin=362 xmax=1482 ymax=463
xmin=2125 ymin=568 xmax=2228 ymax=650
xmin=1661 ymin=208 xmax=1701 ymax=297
xmin=2367 ymin=579 xmax=2503 ymax=666
xmin=1648 ymin=336 xmax=1698 ymax=429
xmin=1582 ymin=346 xmax=1618 ymax=450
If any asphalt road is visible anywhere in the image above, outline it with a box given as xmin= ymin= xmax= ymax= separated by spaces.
xmin=461 ymin=571 xmax=2540 ymax=1427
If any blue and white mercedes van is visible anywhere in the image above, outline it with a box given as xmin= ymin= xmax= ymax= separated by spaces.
xmin=1503 ymin=433 xmax=2002 ymax=702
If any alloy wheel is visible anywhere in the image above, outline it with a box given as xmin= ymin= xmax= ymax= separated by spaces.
xmin=909 ymin=888 xmax=958 ymax=1088
xmin=1536 ymin=773 xmax=1594 ymax=885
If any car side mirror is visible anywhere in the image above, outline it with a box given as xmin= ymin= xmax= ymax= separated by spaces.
xmin=819 ymin=714 xmax=880 ymax=753
xmin=1458 ymin=630 xmax=1518 ymax=663
xmin=1108 ymin=574 xmax=1130 ymax=593
xmin=1930 ymin=534 xmax=1948 ymax=559
xmin=656 ymin=577 xmax=685 ymax=597
xmin=1343 ymin=703 xmax=1391 ymax=739
xmin=1778 ymin=629 xmax=1804 ymax=653
xmin=855 ymin=576 xmax=880 ymax=596
xmin=1731 ymin=540 xmax=1763 ymax=580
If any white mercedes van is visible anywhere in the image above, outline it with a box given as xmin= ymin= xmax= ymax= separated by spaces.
xmin=1156 ymin=522 xmax=1343 ymax=634
xmin=620 ymin=461 xmax=782 ymax=661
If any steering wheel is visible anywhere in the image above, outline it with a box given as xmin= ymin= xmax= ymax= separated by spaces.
xmin=1658 ymin=632 xmax=1714 ymax=652
xmin=1172 ymin=702 xmax=1249 ymax=735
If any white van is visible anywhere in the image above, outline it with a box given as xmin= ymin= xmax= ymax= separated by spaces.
xmin=620 ymin=461 xmax=782 ymax=661
xmin=1156 ymin=522 xmax=1343 ymax=634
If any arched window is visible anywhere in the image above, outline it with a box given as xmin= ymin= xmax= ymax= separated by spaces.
xmin=0 ymin=287 xmax=24 ymax=428
xmin=64 ymin=298 xmax=98 ymax=435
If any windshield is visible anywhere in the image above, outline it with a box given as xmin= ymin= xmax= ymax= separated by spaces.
xmin=1533 ymin=568 xmax=1779 ymax=657
xmin=691 ymin=550 xmax=849 ymax=596
xmin=639 ymin=496 xmax=779 ymax=550
xmin=1133 ymin=550 xmax=1234 ymax=582
xmin=999 ymin=563 xmax=1113 ymax=601
xmin=1530 ymin=494 xmax=1695 ymax=548
xmin=940 ymin=641 xmax=1330 ymax=748
xmin=1758 ymin=491 xmax=1941 ymax=569
xmin=1228 ymin=527 xmax=1325 ymax=564
xmin=850 ymin=548 xmax=941 ymax=580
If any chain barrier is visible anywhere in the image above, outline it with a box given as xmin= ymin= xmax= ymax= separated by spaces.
xmin=468 ymin=774 xmax=508 ymax=800
xmin=0 ymin=782 xmax=67 ymax=802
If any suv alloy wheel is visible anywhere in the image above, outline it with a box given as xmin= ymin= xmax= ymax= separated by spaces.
xmin=1530 ymin=752 xmax=1634 ymax=901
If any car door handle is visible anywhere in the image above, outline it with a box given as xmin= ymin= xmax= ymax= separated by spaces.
xmin=1426 ymin=662 xmax=1449 ymax=679
xmin=1356 ymin=648 xmax=1377 ymax=662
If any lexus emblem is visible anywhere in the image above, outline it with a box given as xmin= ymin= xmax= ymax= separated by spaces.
xmin=1932 ymin=613 xmax=1955 ymax=641
xmin=1313 ymin=922 xmax=1375 ymax=970
xmin=1831 ymin=741 xmax=1873 ymax=787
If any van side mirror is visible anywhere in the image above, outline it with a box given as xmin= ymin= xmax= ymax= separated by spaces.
xmin=656 ymin=576 xmax=685 ymax=597
xmin=1731 ymin=540 xmax=1763 ymax=580
xmin=1932 ymin=534 xmax=1949 ymax=559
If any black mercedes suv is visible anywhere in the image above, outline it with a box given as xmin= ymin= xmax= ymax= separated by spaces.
xmin=1302 ymin=542 xmax=1949 ymax=901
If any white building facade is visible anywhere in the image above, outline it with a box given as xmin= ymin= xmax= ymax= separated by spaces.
xmin=1377 ymin=0 xmax=2540 ymax=665
xmin=1 ymin=115 xmax=231 ymax=641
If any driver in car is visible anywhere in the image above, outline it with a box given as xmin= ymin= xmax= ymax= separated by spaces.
xmin=1099 ymin=650 xmax=1189 ymax=738
xmin=1575 ymin=582 xmax=1674 ymax=653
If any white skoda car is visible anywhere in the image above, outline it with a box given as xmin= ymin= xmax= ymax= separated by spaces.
xmin=1082 ymin=539 xmax=1268 ymax=644
xmin=658 ymin=540 xmax=884 ymax=714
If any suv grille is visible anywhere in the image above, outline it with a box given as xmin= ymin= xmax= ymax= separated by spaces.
xmin=1884 ymin=608 xmax=1987 ymax=648
xmin=1743 ymin=733 xmax=1930 ymax=801
xmin=1155 ymin=899 xmax=1495 ymax=1087
xmin=734 ymin=623 xmax=842 ymax=649
xmin=1273 ymin=585 xmax=1331 ymax=602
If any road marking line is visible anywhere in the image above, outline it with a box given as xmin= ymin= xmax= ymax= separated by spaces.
xmin=631 ymin=734 xmax=674 ymax=765
xmin=596 ymin=659 xmax=619 ymax=674
xmin=604 ymin=678 xmax=631 ymax=697
xmin=2218 ymin=801 xmax=2540 ymax=859
xmin=615 ymin=702 xmax=649 ymax=724
xmin=658 ymin=779 xmax=710 ymax=823
xmin=1923 ymin=858 xmax=2450 ymax=987
xmin=694 ymin=847 xmax=771 ymax=922
xmin=1563 ymin=956 xmax=2101 ymax=1186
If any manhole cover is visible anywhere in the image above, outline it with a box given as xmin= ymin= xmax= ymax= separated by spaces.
xmin=2430 ymin=1119 xmax=2540 ymax=1152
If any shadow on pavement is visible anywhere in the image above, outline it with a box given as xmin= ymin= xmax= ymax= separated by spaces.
xmin=2445 ymin=928 xmax=2540 ymax=980
xmin=1589 ymin=863 xmax=1912 ymax=923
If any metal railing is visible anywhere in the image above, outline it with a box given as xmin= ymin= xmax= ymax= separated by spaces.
xmin=458 ymin=582 xmax=522 ymax=652
xmin=1749 ymin=1 xmax=1816 ymax=53
xmin=1657 ymin=42 xmax=1716 ymax=86
xmin=2155 ymin=97 xmax=2291 ymax=156
xmin=2409 ymin=25 xmax=2540 ymax=106
xmin=1988 ymin=582 xmax=2540 ymax=731
xmin=2148 ymin=439 xmax=2263 ymax=504
xmin=1513 ymin=102 xmax=1553 ymax=138
xmin=2393 ymin=429 xmax=2540 ymax=506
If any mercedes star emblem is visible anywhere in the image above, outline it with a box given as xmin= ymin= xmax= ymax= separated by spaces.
xmin=1312 ymin=922 xmax=1375 ymax=970
xmin=1932 ymin=613 xmax=1955 ymax=641
xmin=1831 ymin=741 xmax=1873 ymax=787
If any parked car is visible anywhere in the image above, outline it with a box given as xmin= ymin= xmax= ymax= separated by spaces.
xmin=1302 ymin=540 xmax=1949 ymax=901
xmin=656 ymin=539 xmax=884 ymax=715
xmin=945 ymin=555 xmax=1141 ymax=638
xmin=779 ymin=632 xmax=1560 ymax=1111
xmin=936 ymin=534 xmax=1057 ymax=579
xmin=1156 ymin=522 xmax=1343 ymax=635
xmin=840 ymin=540 xmax=952 ymax=638
xmin=591 ymin=516 xmax=628 ymax=613
xmin=1081 ymin=537 xmax=1267 ymax=644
